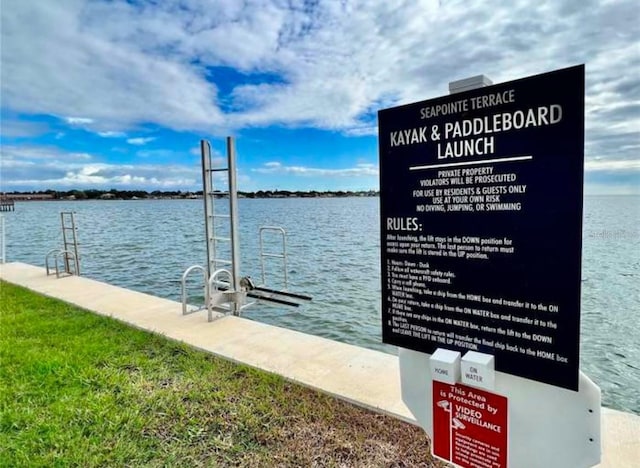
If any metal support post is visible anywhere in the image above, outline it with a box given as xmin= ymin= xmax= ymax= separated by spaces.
xmin=227 ymin=136 xmax=242 ymax=315
xmin=201 ymin=140 xmax=215 ymax=280
xmin=0 ymin=215 xmax=5 ymax=264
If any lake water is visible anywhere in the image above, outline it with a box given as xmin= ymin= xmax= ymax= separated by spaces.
xmin=1 ymin=196 xmax=638 ymax=414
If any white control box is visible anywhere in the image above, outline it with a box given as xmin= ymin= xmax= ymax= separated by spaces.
xmin=461 ymin=351 xmax=495 ymax=390
xmin=429 ymin=348 xmax=461 ymax=384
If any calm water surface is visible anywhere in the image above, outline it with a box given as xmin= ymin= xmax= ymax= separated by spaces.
xmin=2 ymin=196 xmax=639 ymax=414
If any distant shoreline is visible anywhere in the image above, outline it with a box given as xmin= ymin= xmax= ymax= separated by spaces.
xmin=1 ymin=190 xmax=380 ymax=202
xmin=2 ymin=192 xmax=635 ymax=203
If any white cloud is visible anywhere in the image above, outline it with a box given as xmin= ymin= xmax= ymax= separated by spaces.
xmin=4 ymin=0 xmax=637 ymax=138
xmin=98 ymin=131 xmax=126 ymax=138
xmin=1 ymin=0 xmax=638 ymax=190
xmin=585 ymin=159 xmax=640 ymax=172
xmin=0 ymin=144 xmax=200 ymax=190
xmin=2 ymin=0 xmax=224 ymax=133
xmin=253 ymin=161 xmax=378 ymax=178
xmin=65 ymin=117 xmax=94 ymax=125
xmin=127 ymin=137 xmax=156 ymax=145
xmin=1 ymin=145 xmax=94 ymax=162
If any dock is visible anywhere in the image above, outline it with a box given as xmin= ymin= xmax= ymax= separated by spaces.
xmin=0 ymin=198 xmax=15 ymax=212
xmin=0 ymin=261 xmax=638 ymax=467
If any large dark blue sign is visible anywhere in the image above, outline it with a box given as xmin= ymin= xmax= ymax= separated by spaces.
xmin=379 ymin=66 xmax=584 ymax=390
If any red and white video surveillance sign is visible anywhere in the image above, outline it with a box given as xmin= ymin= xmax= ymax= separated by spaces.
xmin=433 ymin=381 xmax=508 ymax=468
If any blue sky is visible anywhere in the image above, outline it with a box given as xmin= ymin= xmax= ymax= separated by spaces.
xmin=1 ymin=0 xmax=638 ymax=193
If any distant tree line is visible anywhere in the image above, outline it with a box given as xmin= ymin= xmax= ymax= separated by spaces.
xmin=240 ymin=190 xmax=378 ymax=198
xmin=4 ymin=189 xmax=379 ymax=200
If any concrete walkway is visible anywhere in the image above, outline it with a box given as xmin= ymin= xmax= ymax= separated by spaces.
xmin=1 ymin=262 xmax=638 ymax=467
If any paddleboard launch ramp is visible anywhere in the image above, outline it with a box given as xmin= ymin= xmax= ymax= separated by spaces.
xmin=181 ymin=137 xmax=311 ymax=321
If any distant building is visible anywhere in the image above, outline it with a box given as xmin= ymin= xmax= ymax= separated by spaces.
xmin=2 ymin=193 xmax=55 ymax=201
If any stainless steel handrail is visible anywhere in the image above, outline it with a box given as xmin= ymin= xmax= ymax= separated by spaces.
xmin=259 ymin=226 xmax=288 ymax=289
xmin=53 ymin=249 xmax=77 ymax=278
xmin=45 ymin=249 xmax=61 ymax=275
xmin=207 ymin=268 xmax=232 ymax=321
xmin=181 ymin=265 xmax=208 ymax=315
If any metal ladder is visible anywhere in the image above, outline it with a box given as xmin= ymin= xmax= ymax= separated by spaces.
xmin=181 ymin=137 xmax=311 ymax=321
xmin=202 ymin=139 xmax=238 ymax=279
xmin=45 ymin=212 xmax=80 ymax=277
xmin=61 ymin=212 xmax=81 ymax=275
xmin=201 ymin=138 xmax=242 ymax=315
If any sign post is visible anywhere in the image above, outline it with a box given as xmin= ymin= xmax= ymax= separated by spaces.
xmin=379 ymin=66 xmax=601 ymax=467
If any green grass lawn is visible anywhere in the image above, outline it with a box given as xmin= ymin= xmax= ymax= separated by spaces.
xmin=0 ymin=281 xmax=439 ymax=467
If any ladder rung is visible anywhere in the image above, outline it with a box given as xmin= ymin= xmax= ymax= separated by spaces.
xmin=207 ymin=168 xmax=229 ymax=172
xmin=208 ymin=214 xmax=230 ymax=218
xmin=262 ymin=253 xmax=285 ymax=258
xmin=211 ymin=236 xmax=230 ymax=242
xmin=214 ymin=260 xmax=232 ymax=265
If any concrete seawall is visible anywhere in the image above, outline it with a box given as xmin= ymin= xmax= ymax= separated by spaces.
xmin=1 ymin=262 xmax=638 ymax=467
